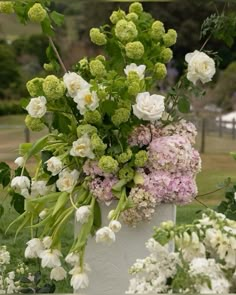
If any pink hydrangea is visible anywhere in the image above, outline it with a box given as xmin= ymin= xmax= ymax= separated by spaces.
xmin=83 ymin=160 xmax=112 ymax=178
xmin=128 ymin=125 xmax=152 ymax=147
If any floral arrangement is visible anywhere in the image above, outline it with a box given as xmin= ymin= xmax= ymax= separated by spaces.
xmin=0 ymin=1 xmax=216 ymax=292
xmin=127 ymin=209 xmax=236 ymax=294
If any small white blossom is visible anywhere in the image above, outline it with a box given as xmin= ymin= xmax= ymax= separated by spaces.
xmin=0 ymin=246 xmax=10 ymax=265
xmin=50 ymin=266 xmax=67 ymax=281
xmin=124 ymin=63 xmax=146 ymax=79
xmin=26 ymin=96 xmax=47 ymax=118
xmin=95 ymin=226 xmax=116 ymax=245
xmin=11 ymin=176 xmax=30 ymax=193
xmin=31 ymin=180 xmax=50 ymax=198
xmin=14 ymin=157 xmax=24 ymax=168
xmin=39 ymin=249 xmax=62 ymax=269
xmin=42 ymin=236 xmax=52 ymax=249
xmin=70 ymin=134 xmax=95 ymax=159
xmin=74 ymin=88 xmax=99 ymax=115
xmin=46 ymin=156 xmax=63 ymax=176
xmin=76 ymin=206 xmax=91 ymax=224
xmin=65 ymin=252 xmax=80 ymax=266
xmin=109 ymin=220 xmax=122 ymax=233
xmin=39 ymin=209 xmax=48 ymax=219
xmin=63 ymin=72 xmax=90 ymax=98
xmin=69 ymin=267 xmax=89 ymax=290
xmin=25 ymin=238 xmax=44 ymax=259
xmin=56 ymin=169 xmax=79 ymax=193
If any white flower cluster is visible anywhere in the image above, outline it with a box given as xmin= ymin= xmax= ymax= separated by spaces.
xmin=127 ymin=210 xmax=236 ymax=294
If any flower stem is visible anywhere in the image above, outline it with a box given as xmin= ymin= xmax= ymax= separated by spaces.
xmin=48 ymin=37 xmax=67 ymax=74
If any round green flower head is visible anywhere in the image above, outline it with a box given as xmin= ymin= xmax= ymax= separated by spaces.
xmin=84 ymin=110 xmax=102 ymax=125
xmin=116 ymin=148 xmax=132 ymax=164
xmin=28 ymin=3 xmax=47 ymax=23
xmin=0 ymin=1 xmax=14 ymax=14
xmin=129 ymin=2 xmax=143 ymax=15
xmin=98 ymin=156 xmax=118 ymax=173
xmin=90 ymin=28 xmax=107 ymax=46
xmin=117 ymin=100 xmax=131 ymax=111
xmin=125 ymin=41 xmax=144 ymax=59
xmin=26 ymin=77 xmax=44 ymax=97
xmin=163 ymin=29 xmax=177 ymax=47
xmin=151 ymin=20 xmax=165 ymax=41
xmin=128 ymin=82 xmax=140 ymax=96
xmin=115 ymin=20 xmax=138 ymax=43
xmin=96 ymin=55 xmax=106 ymax=62
xmin=89 ymin=60 xmax=106 ymax=77
xmin=43 ymin=63 xmax=54 ymax=72
xmin=110 ymin=9 xmax=126 ymax=24
xmin=42 ymin=75 xmax=65 ymax=100
xmin=91 ymin=134 xmax=107 ymax=156
xmin=127 ymin=71 xmax=140 ymax=83
xmin=126 ymin=12 xmax=138 ymax=22
xmin=77 ymin=124 xmax=97 ymax=138
xmin=134 ymin=150 xmax=148 ymax=167
xmin=119 ymin=166 xmax=134 ymax=182
xmin=111 ymin=108 xmax=130 ymax=126
xmin=154 ymin=63 xmax=167 ymax=80
xmin=25 ymin=115 xmax=44 ymax=132
xmin=160 ymin=48 xmax=173 ymax=63
xmin=79 ymin=58 xmax=89 ymax=71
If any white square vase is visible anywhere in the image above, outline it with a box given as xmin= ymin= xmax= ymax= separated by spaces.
xmin=74 ymin=203 xmax=176 ymax=295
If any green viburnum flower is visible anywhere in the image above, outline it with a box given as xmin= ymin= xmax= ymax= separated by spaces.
xmin=91 ymin=133 xmax=107 ymax=156
xmin=125 ymin=41 xmax=144 ymax=59
xmin=151 ymin=20 xmax=165 ymax=41
xmin=90 ymin=28 xmax=107 ymax=46
xmin=134 ymin=150 xmax=148 ymax=167
xmin=127 ymin=71 xmax=140 ymax=83
xmin=84 ymin=110 xmax=102 ymax=125
xmin=129 ymin=2 xmax=143 ymax=15
xmin=96 ymin=55 xmax=106 ymax=62
xmin=160 ymin=48 xmax=173 ymax=63
xmin=163 ymin=29 xmax=177 ymax=47
xmin=0 ymin=1 xmax=14 ymax=14
xmin=111 ymin=108 xmax=130 ymax=126
xmin=115 ymin=20 xmax=138 ymax=43
xmin=28 ymin=3 xmax=47 ymax=23
xmin=89 ymin=60 xmax=106 ymax=77
xmin=97 ymin=88 xmax=108 ymax=101
xmin=77 ymin=124 xmax=97 ymax=138
xmin=128 ymin=82 xmax=140 ymax=96
xmin=25 ymin=115 xmax=44 ymax=132
xmin=117 ymin=100 xmax=131 ymax=111
xmin=119 ymin=166 xmax=134 ymax=182
xmin=126 ymin=12 xmax=138 ymax=22
xmin=42 ymin=75 xmax=65 ymax=100
xmin=79 ymin=57 xmax=89 ymax=70
xmin=154 ymin=62 xmax=167 ymax=80
xmin=116 ymin=148 xmax=132 ymax=164
xmin=26 ymin=77 xmax=44 ymax=97
xmin=110 ymin=9 xmax=126 ymax=24
xmin=98 ymin=156 xmax=118 ymax=173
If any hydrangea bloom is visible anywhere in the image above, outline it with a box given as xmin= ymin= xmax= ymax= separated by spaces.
xmin=89 ymin=177 xmax=118 ymax=204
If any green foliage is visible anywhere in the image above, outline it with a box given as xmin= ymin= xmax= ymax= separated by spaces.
xmin=0 ymin=162 xmax=11 ymax=188
xmin=0 ymin=100 xmax=26 ymax=116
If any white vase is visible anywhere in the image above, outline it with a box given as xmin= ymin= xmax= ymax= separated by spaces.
xmin=74 ymin=203 xmax=176 ymax=295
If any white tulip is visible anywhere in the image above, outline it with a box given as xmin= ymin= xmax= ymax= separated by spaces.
xmin=133 ymin=92 xmax=165 ymax=121
xmin=46 ymin=156 xmax=63 ymax=176
xmin=185 ymin=50 xmax=216 ymax=84
xmin=63 ymin=72 xmax=90 ymax=98
xmin=14 ymin=157 xmax=24 ymax=168
xmin=26 ymin=96 xmax=47 ymax=118
xmin=69 ymin=269 xmax=89 ymax=290
xmin=109 ymin=220 xmax=122 ymax=233
xmin=39 ymin=249 xmax=62 ymax=268
xmin=42 ymin=236 xmax=52 ymax=249
xmin=124 ymin=63 xmax=146 ymax=79
xmin=73 ymin=88 xmax=99 ymax=115
xmin=76 ymin=206 xmax=91 ymax=224
xmin=65 ymin=252 xmax=80 ymax=266
xmin=70 ymin=134 xmax=95 ymax=159
xmin=56 ymin=169 xmax=79 ymax=193
xmin=50 ymin=266 xmax=67 ymax=281
xmin=24 ymin=238 xmax=44 ymax=259
xmin=95 ymin=226 xmax=116 ymax=245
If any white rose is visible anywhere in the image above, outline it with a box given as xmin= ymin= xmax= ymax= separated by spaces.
xmin=124 ymin=63 xmax=146 ymax=79
xmin=26 ymin=96 xmax=47 ymax=118
xmin=42 ymin=236 xmax=52 ymax=249
xmin=73 ymin=88 xmax=99 ymax=115
xmin=109 ymin=220 xmax=122 ymax=233
xmin=69 ymin=269 xmax=89 ymax=290
xmin=70 ymin=134 xmax=95 ymax=159
xmin=46 ymin=156 xmax=63 ymax=176
xmin=56 ymin=169 xmax=79 ymax=193
xmin=63 ymin=72 xmax=90 ymax=98
xmin=39 ymin=249 xmax=62 ymax=268
xmin=14 ymin=157 xmax=24 ymax=168
xmin=65 ymin=252 xmax=80 ymax=266
xmin=95 ymin=226 xmax=116 ymax=245
xmin=50 ymin=266 xmax=67 ymax=281
xmin=31 ymin=180 xmax=49 ymax=198
xmin=24 ymin=238 xmax=44 ymax=259
xmin=185 ymin=50 xmax=216 ymax=84
xmin=133 ymin=92 xmax=165 ymax=121
xmin=76 ymin=206 xmax=91 ymax=224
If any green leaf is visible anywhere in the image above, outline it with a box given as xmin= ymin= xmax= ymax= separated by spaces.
xmin=0 ymin=205 xmax=4 ymax=219
xmin=10 ymin=193 xmax=25 ymax=214
xmin=0 ymin=162 xmax=11 ymax=188
xmin=101 ymin=100 xmax=117 ymax=116
xmin=19 ymin=143 xmax=33 ymax=156
xmin=15 ymin=167 xmax=30 ymax=178
xmin=52 ymin=113 xmax=71 ymax=133
xmin=178 ymin=97 xmax=190 ymax=113
xmin=41 ymin=17 xmax=54 ymax=37
xmin=34 ymin=271 xmax=41 ymax=286
xmin=46 ymin=175 xmax=58 ymax=186
xmin=50 ymin=11 xmax=64 ymax=26
xmin=41 ymin=150 xmax=53 ymax=174
xmin=91 ymin=200 xmax=101 ymax=235
xmin=25 ymin=135 xmax=49 ymax=160
xmin=52 ymin=192 xmax=69 ymax=216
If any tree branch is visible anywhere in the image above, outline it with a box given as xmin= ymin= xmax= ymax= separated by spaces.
xmin=48 ymin=37 xmax=67 ymax=74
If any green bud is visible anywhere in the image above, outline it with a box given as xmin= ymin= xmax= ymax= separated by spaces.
xmin=90 ymin=28 xmax=107 ymax=46
xmin=129 ymin=2 xmax=143 ymax=15
xmin=0 ymin=1 xmax=14 ymax=14
xmin=111 ymin=108 xmax=130 ymax=126
xmin=96 ymin=55 xmax=106 ymax=62
xmin=134 ymin=172 xmax=144 ymax=185
xmin=98 ymin=156 xmax=118 ymax=173
xmin=117 ymin=100 xmax=131 ymax=110
xmin=110 ymin=9 xmax=126 ymax=24
xmin=154 ymin=62 xmax=167 ymax=80
xmin=119 ymin=166 xmax=134 ymax=182
xmin=84 ymin=110 xmax=102 ymax=125
xmin=151 ymin=20 xmax=165 ymax=41
xmin=116 ymin=148 xmax=132 ymax=164
xmin=127 ymin=71 xmax=140 ymax=83
xmin=128 ymin=82 xmax=140 ymax=96
xmin=25 ymin=115 xmax=44 ymax=132
xmin=134 ymin=150 xmax=148 ymax=167
xmin=125 ymin=41 xmax=144 ymax=60
xmin=77 ymin=124 xmax=97 ymax=138
xmin=126 ymin=12 xmax=138 ymax=22
xmin=79 ymin=57 xmax=89 ymax=70
xmin=28 ymin=3 xmax=47 ymax=23
xmin=43 ymin=63 xmax=54 ymax=72
xmin=26 ymin=77 xmax=44 ymax=97
xmin=91 ymin=133 xmax=107 ymax=156
xmin=42 ymin=75 xmax=65 ymax=100
xmin=163 ymin=29 xmax=177 ymax=47
xmin=97 ymin=88 xmax=108 ymax=100
xmin=115 ymin=20 xmax=138 ymax=43
xmin=89 ymin=60 xmax=106 ymax=77
xmin=160 ymin=48 xmax=173 ymax=63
